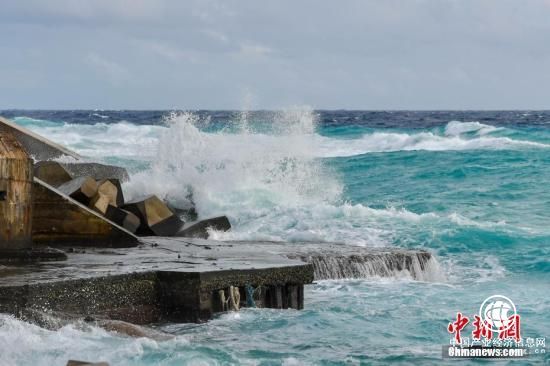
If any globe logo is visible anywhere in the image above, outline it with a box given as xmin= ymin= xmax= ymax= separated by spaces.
xmin=479 ymin=295 xmax=517 ymax=332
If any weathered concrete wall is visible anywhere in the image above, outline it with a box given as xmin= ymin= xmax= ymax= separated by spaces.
xmin=158 ymin=266 xmax=312 ymax=322
xmin=0 ymin=240 xmax=315 ymax=324
xmin=0 ymin=116 xmax=80 ymax=161
xmin=0 ymin=272 xmax=161 ymax=324
xmin=0 ymin=267 xmax=311 ymax=324
xmin=0 ymin=132 xmax=33 ymax=250
xmin=32 ymin=178 xmax=138 ymax=247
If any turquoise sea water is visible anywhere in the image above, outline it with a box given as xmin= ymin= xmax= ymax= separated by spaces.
xmin=0 ymin=110 xmax=548 ymax=365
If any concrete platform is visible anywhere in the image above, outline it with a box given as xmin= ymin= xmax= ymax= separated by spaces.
xmin=0 ymin=239 xmax=313 ymax=324
xmin=0 ymin=238 xmax=436 ymax=325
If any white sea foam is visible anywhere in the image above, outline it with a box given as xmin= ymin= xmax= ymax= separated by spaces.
xmin=17 ymin=116 xmax=549 ymax=164
xmin=444 ymin=120 xmax=502 ymax=136
xmin=15 ymin=118 xmax=163 ymax=160
xmin=122 ymin=111 xmax=526 ymax=246
xmin=0 ymin=314 xmax=194 ymax=366
xmin=315 ymin=129 xmax=548 ymax=157
xmin=16 ymin=114 xmax=540 ymax=246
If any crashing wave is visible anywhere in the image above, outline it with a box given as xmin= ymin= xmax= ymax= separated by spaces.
xmin=287 ymin=247 xmax=445 ymax=282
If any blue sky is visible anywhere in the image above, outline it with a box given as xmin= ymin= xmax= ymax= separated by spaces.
xmin=1 ymin=0 xmax=550 ymax=109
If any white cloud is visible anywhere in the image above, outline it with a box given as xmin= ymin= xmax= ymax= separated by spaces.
xmin=2 ymin=0 xmax=550 ymax=108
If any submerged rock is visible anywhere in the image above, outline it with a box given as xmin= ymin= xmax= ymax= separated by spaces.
xmin=166 ymin=201 xmax=198 ymax=222
xmin=175 ymin=216 xmax=231 ymax=239
xmin=164 ymin=190 xmax=198 ymax=222
xmin=66 ymin=361 xmax=109 ymax=366
xmin=95 ymin=319 xmax=173 ymax=340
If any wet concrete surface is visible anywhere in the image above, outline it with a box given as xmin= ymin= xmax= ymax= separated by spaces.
xmin=0 ymin=238 xmax=433 ymax=285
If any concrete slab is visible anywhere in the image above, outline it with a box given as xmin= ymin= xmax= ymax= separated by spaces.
xmin=0 ymin=238 xmax=436 ymax=324
xmin=0 ymin=239 xmax=313 ymax=323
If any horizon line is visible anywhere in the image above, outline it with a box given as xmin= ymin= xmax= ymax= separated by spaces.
xmin=2 ymin=108 xmax=550 ymax=112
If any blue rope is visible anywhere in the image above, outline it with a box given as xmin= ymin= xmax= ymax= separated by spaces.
xmin=245 ymin=284 xmax=256 ymax=308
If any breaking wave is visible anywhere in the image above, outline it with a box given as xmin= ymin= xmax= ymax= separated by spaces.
xmin=15 ymin=116 xmax=549 ymax=164
xmin=0 ymin=314 xmax=192 ymax=366
xmin=316 ymin=125 xmax=548 ymax=158
xmin=15 ymin=112 xmax=547 ymax=246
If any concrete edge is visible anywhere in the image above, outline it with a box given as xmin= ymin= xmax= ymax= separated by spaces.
xmin=0 ymin=115 xmax=81 ymax=160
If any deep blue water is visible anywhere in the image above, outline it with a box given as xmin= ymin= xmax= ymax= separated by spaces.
xmin=2 ymin=109 xmax=550 ymax=127
xmin=0 ymin=110 xmax=548 ymax=365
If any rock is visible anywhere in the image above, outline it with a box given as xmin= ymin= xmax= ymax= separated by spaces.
xmin=165 ymin=201 xmax=198 ymax=222
xmin=89 ymin=192 xmax=111 ymax=215
xmin=97 ymin=179 xmax=124 ymax=207
xmin=122 ymin=195 xmax=183 ymax=236
xmin=95 ymin=319 xmax=173 ymax=340
xmin=34 ymin=161 xmax=130 ymax=186
xmin=34 ymin=161 xmax=73 ymax=186
xmin=89 ymin=192 xmax=139 ymax=234
xmin=175 ymin=216 xmax=231 ymax=239
xmin=57 ymin=177 xmax=98 ymax=205
xmin=106 ymin=207 xmax=141 ymax=234
xmin=66 ymin=361 xmax=109 ymax=366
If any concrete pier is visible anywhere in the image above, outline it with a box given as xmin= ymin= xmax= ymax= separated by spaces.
xmin=0 ymin=238 xmax=436 ymax=324
xmin=0 ymin=239 xmax=313 ymax=323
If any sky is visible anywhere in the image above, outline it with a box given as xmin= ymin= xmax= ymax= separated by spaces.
xmin=1 ymin=0 xmax=550 ymax=110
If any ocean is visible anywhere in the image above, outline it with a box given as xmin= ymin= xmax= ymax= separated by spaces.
xmin=0 ymin=109 xmax=548 ymax=365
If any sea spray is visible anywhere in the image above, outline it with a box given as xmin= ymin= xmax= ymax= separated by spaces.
xmin=13 ymin=114 xmax=549 ymax=246
xmin=125 ymin=107 xmax=344 ymax=226
xmin=3 ymin=110 xmax=550 ymax=365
